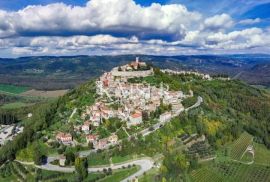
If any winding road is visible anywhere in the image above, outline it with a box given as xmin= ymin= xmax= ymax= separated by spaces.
xmin=17 ymin=96 xmax=203 ymax=182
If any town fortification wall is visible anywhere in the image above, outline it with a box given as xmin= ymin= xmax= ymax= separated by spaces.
xmin=111 ymin=68 xmax=153 ymax=78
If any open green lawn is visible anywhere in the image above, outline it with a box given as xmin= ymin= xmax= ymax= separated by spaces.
xmin=98 ymin=166 xmax=139 ymax=182
xmin=229 ymin=132 xmax=253 ymax=161
xmin=112 ymin=155 xmax=133 ymax=164
xmin=1 ymin=102 xmax=31 ymax=109
xmin=240 ymin=152 xmax=253 ymax=163
xmin=88 ymin=152 xmax=110 ymax=166
xmin=254 ymin=143 xmax=270 ymax=166
xmin=0 ymin=84 xmax=29 ymax=94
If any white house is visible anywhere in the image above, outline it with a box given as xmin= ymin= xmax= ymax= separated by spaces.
xmin=27 ymin=113 xmax=33 ymax=118
xmin=128 ymin=111 xmax=143 ymax=127
xmin=108 ymin=134 xmax=118 ymax=144
xmin=171 ymin=102 xmax=184 ymax=115
xmin=56 ymin=132 xmax=73 ymax=144
xmin=159 ymin=112 xmax=172 ymax=123
xmin=86 ymin=134 xmax=98 ymax=143
xmin=94 ymin=138 xmax=108 ymax=150
xmin=59 ymin=155 xmax=66 ymax=166
xmin=81 ymin=121 xmax=91 ymax=133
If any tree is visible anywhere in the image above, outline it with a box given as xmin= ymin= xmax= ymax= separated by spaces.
xmin=142 ymin=111 xmax=149 ymax=121
xmin=189 ymin=157 xmax=199 ymax=170
xmin=175 ymin=153 xmax=188 ymax=172
xmin=88 ymin=142 xmax=94 ymax=149
xmin=75 ymin=157 xmax=88 ymax=180
xmin=33 ymin=142 xmax=44 ymax=165
xmin=65 ymin=148 xmax=75 ymax=165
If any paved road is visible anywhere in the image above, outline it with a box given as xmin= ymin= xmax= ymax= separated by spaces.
xmin=32 ymin=157 xmax=154 ymax=182
xmin=185 ymin=96 xmax=203 ymax=111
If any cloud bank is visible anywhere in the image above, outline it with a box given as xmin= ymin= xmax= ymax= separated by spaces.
xmin=0 ymin=0 xmax=269 ymax=56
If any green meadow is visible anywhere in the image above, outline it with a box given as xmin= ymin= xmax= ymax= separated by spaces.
xmin=0 ymin=84 xmax=29 ymax=94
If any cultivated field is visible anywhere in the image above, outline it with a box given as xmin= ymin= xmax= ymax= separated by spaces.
xmin=20 ymin=89 xmax=68 ymax=98
xmin=190 ymin=167 xmax=224 ymax=182
xmin=229 ymin=132 xmax=253 ymax=160
xmin=0 ymin=84 xmax=29 ymax=94
xmin=190 ymin=161 xmax=270 ymax=182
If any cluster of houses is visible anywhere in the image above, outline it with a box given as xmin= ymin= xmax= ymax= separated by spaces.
xmin=161 ymin=69 xmax=212 ymax=80
xmin=56 ymin=130 xmax=118 ymax=150
xmin=55 ymin=58 xmax=189 ymax=150
xmin=95 ymin=58 xmax=186 ymax=127
xmin=0 ymin=125 xmax=24 ymax=146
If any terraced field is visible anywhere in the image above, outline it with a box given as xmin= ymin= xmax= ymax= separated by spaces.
xmin=190 ymin=167 xmax=224 ymax=182
xmin=190 ymin=161 xmax=270 ymax=182
xmin=229 ymin=132 xmax=253 ymax=160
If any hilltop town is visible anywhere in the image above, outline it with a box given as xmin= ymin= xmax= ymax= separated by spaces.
xmin=54 ymin=58 xmax=198 ymax=151
xmin=1 ymin=57 xmax=270 ymax=182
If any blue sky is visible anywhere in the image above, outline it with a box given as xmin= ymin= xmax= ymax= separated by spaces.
xmin=0 ymin=0 xmax=269 ymax=57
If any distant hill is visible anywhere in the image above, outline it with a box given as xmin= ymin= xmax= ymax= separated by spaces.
xmin=0 ymin=54 xmax=270 ymax=90
xmin=237 ymin=63 xmax=270 ymax=86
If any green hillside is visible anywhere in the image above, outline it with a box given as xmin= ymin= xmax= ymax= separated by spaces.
xmin=0 ymin=67 xmax=269 ymax=181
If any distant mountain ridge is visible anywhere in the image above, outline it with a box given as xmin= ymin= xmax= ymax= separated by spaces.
xmin=0 ymin=54 xmax=270 ymax=90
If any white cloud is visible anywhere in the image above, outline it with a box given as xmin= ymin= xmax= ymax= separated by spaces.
xmin=0 ymin=0 xmax=269 ymax=56
xmin=0 ymin=0 xmax=201 ymax=39
xmin=202 ymin=14 xmax=234 ymax=31
xmin=6 ymin=29 xmax=269 ymax=56
xmin=238 ymin=18 xmax=261 ymax=25
xmin=205 ymin=28 xmax=269 ymax=50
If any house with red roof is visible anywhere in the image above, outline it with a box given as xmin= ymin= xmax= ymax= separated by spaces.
xmin=56 ymin=132 xmax=73 ymax=144
xmin=81 ymin=121 xmax=91 ymax=133
xmin=128 ymin=111 xmax=143 ymax=127
xmin=94 ymin=138 xmax=108 ymax=150
xmin=86 ymin=134 xmax=98 ymax=143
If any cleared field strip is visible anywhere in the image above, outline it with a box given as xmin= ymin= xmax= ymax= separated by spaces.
xmin=0 ymin=84 xmax=29 ymax=94
xmin=229 ymin=132 xmax=253 ymax=160
xmin=20 ymin=89 xmax=68 ymax=98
